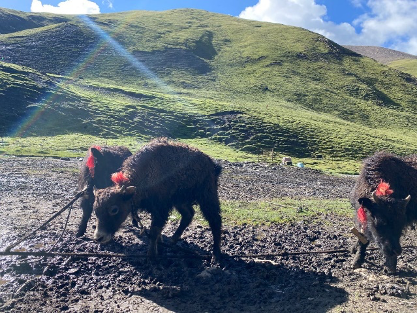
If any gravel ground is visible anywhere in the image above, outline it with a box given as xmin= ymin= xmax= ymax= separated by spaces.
xmin=0 ymin=156 xmax=416 ymax=313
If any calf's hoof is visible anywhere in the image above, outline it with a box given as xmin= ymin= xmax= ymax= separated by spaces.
xmin=76 ymin=228 xmax=86 ymax=238
xmin=352 ymin=261 xmax=362 ymax=270
xmin=211 ymin=250 xmax=222 ymax=265
xmin=383 ymin=266 xmax=397 ymax=274
xmin=384 ymin=256 xmax=397 ymax=274
xmin=352 ymin=255 xmax=365 ymax=270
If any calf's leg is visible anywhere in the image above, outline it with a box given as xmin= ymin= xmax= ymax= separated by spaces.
xmin=148 ymin=208 xmax=170 ymax=259
xmin=351 ymin=240 xmax=368 ymax=269
xmin=199 ymin=196 xmax=222 ymax=263
xmin=77 ymin=192 xmax=94 ymax=237
xmin=171 ymin=203 xmax=195 ymax=243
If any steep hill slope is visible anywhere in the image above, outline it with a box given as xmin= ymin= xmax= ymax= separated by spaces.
xmin=0 ymin=8 xmax=416 ymax=170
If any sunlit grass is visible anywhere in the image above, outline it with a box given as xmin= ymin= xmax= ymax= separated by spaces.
xmin=220 ymin=198 xmax=353 ymax=226
xmin=387 ymin=59 xmax=417 ymax=77
xmin=0 ymin=134 xmax=144 ymax=158
xmin=168 ymin=198 xmax=353 ymax=226
xmin=0 ymin=135 xmax=362 ymax=174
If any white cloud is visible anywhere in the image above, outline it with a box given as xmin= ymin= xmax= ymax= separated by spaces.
xmin=239 ymin=0 xmax=327 ymax=26
xmin=350 ymin=0 xmax=365 ymax=8
xmin=239 ymin=0 xmax=417 ymax=55
xmin=102 ymin=0 xmax=113 ymax=9
xmin=31 ymin=0 xmax=101 ymax=15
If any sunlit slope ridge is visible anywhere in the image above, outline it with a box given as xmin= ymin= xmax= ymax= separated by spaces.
xmin=0 ymin=8 xmax=68 ymax=34
xmin=0 ymin=8 xmax=415 ymax=160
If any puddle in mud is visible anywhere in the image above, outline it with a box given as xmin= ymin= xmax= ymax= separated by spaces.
xmin=33 ymin=243 xmax=45 ymax=249
xmin=13 ymin=248 xmax=27 ymax=252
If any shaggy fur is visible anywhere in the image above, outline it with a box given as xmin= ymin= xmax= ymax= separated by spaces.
xmin=76 ymin=145 xmax=132 ymax=237
xmin=349 ymin=151 xmax=417 ymax=272
xmin=93 ymin=138 xmax=223 ymax=262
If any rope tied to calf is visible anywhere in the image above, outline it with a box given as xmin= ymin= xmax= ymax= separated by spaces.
xmin=4 ymin=187 xmax=88 ymax=252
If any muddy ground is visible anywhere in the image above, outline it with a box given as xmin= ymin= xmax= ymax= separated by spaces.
xmin=0 ymin=156 xmax=416 ymax=313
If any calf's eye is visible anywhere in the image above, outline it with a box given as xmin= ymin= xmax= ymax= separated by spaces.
xmin=109 ymin=206 xmax=119 ymax=215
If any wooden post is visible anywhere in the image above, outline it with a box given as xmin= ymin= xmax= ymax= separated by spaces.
xmin=351 ymin=227 xmax=369 ymax=245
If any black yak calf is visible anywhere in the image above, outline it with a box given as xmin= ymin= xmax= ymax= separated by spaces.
xmin=349 ymin=151 xmax=416 ymax=273
xmin=92 ymin=138 xmax=223 ymax=262
xmin=77 ymin=145 xmax=132 ymax=237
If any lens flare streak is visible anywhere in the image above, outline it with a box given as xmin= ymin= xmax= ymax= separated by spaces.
xmin=78 ymin=15 xmax=171 ymax=94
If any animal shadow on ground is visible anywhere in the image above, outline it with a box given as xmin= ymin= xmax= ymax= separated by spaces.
xmin=99 ymin=227 xmax=349 ymax=313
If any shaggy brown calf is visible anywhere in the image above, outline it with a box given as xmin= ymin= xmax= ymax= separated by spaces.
xmin=349 ymin=151 xmax=416 ymax=273
xmin=92 ymin=138 xmax=223 ymax=262
xmin=76 ymin=145 xmax=132 ymax=237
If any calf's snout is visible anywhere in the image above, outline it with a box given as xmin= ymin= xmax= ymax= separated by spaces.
xmin=93 ymin=229 xmax=113 ymax=244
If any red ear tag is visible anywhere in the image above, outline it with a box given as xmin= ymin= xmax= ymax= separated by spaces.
xmin=111 ymin=171 xmax=129 ymax=186
xmin=86 ymin=154 xmax=95 ymax=177
xmin=86 ymin=146 xmax=102 ymax=177
xmin=357 ymin=206 xmax=367 ymax=224
xmin=375 ymin=180 xmax=393 ymax=196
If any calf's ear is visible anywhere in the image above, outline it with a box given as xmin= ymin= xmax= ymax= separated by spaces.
xmin=400 ymin=195 xmax=411 ymax=210
xmin=91 ymin=147 xmax=102 ymax=159
xmin=358 ymin=197 xmax=373 ymax=209
xmin=371 ymin=190 xmax=384 ymax=204
xmin=120 ymin=186 xmax=136 ymax=201
xmin=125 ymin=186 xmax=136 ymax=195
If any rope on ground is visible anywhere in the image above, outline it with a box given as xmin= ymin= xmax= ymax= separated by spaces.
xmin=47 ymin=203 xmax=74 ymax=253
xmin=0 ymin=245 xmax=416 ymax=260
xmin=4 ymin=187 xmax=87 ymax=252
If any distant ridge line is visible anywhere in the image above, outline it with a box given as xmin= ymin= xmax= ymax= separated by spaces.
xmin=343 ymin=45 xmax=417 ymax=65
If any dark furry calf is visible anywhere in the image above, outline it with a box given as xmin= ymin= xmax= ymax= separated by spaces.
xmin=349 ymin=151 xmax=416 ymax=273
xmin=76 ymin=145 xmax=132 ymax=237
xmin=92 ymin=138 xmax=223 ymax=262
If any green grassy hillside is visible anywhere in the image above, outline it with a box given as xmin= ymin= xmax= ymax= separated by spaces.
xmin=388 ymin=59 xmax=417 ymax=77
xmin=0 ymin=8 xmax=416 ymax=174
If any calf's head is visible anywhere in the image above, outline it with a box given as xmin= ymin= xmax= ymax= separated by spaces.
xmin=93 ymin=186 xmax=136 ymax=243
xmin=358 ymin=192 xmax=411 ymax=260
xmin=87 ymin=147 xmax=116 ymax=188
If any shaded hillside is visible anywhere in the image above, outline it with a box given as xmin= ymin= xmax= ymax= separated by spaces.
xmin=0 ymin=8 xmax=416 ymax=165
xmin=0 ymin=62 xmax=55 ymax=134
xmin=0 ymin=8 xmax=67 ymax=34
xmin=0 ymin=22 xmax=98 ymax=74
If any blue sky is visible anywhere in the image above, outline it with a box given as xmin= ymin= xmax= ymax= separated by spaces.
xmin=0 ymin=0 xmax=416 ymax=55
